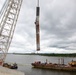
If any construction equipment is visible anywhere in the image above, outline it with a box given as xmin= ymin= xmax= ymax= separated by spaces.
xmin=35 ymin=0 xmax=40 ymax=51
xmin=0 ymin=0 xmax=23 ymax=65
xmin=68 ymin=60 xmax=76 ymax=67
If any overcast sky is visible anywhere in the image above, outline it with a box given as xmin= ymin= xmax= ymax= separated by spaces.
xmin=0 ymin=0 xmax=76 ymax=53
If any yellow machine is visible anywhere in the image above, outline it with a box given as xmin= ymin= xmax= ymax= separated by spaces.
xmin=68 ymin=61 xmax=76 ymax=67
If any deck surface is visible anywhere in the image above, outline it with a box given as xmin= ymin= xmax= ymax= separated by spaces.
xmin=0 ymin=66 xmax=24 ymax=75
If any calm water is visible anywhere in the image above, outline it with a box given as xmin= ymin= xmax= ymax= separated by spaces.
xmin=5 ymin=54 xmax=76 ymax=75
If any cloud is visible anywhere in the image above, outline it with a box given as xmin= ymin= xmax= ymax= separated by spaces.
xmin=0 ymin=0 xmax=76 ymax=53
xmin=40 ymin=0 xmax=76 ymax=52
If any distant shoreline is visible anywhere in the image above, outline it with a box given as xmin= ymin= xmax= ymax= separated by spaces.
xmin=12 ymin=53 xmax=76 ymax=57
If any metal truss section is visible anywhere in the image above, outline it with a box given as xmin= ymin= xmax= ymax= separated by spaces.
xmin=0 ymin=0 xmax=23 ymax=64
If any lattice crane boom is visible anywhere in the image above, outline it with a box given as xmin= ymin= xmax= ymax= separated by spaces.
xmin=0 ymin=0 xmax=23 ymax=65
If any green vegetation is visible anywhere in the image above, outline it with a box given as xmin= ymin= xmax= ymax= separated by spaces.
xmin=13 ymin=53 xmax=76 ymax=57
xmin=37 ymin=53 xmax=76 ymax=57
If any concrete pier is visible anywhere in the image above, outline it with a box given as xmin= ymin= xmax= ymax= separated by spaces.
xmin=0 ymin=66 xmax=25 ymax=75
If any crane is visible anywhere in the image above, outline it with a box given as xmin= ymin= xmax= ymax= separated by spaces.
xmin=0 ymin=0 xmax=23 ymax=65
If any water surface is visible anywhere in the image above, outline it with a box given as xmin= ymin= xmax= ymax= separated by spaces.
xmin=5 ymin=54 xmax=76 ymax=75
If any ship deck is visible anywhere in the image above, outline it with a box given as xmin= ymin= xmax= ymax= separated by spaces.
xmin=32 ymin=62 xmax=76 ymax=71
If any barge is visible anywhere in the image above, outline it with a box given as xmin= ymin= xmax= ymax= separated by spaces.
xmin=31 ymin=60 xmax=76 ymax=71
xmin=3 ymin=63 xmax=18 ymax=69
